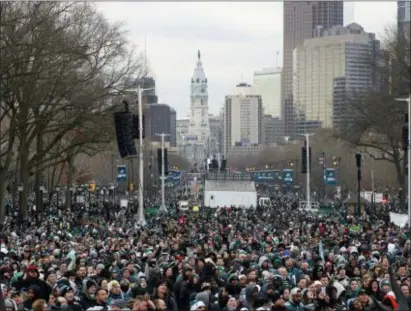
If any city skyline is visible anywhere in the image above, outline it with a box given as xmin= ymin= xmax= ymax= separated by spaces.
xmin=97 ymin=1 xmax=397 ymax=117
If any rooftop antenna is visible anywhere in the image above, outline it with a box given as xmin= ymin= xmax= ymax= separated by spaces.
xmin=276 ymin=50 xmax=280 ymax=67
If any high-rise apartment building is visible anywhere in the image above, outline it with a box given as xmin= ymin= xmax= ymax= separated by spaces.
xmin=223 ymin=83 xmax=263 ymax=156
xmin=283 ymin=1 xmax=343 ymax=137
xmin=253 ymin=67 xmax=282 ymax=118
xmin=398 ymin=1 xmax=411 ymax=38
xmin=293 ymin=23 xmax=380 ymax=131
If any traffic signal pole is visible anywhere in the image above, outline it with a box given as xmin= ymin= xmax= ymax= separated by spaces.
xmin=156 ymin=133 xmax=170 ymax=213
xmin=302 ymin=133 xmax=314 ymax=209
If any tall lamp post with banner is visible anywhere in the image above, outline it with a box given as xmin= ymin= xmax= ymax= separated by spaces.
xmin=136 ymin=86 xmax=155 ymax=226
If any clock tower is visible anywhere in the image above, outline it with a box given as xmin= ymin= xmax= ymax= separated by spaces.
xmin=187 ymin=50 xmax=211 ymax=162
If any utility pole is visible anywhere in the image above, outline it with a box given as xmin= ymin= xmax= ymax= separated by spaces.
xmin=156 ymin=133 xmax=170 ymax=213
xmin=355 ymin=152 xmax=362 ymax=218
xmin=302 ymin=133 xmax=314 ymax=209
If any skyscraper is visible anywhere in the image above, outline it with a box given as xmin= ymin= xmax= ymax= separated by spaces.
xmin=282 ymin=1 xmax=343 ymax=138
xmin=223 ymin=83 xmax=263 ymax=157
xmin=147 ymin=103 xmax=172 ymax=143
xmin=253 ymin=67 xmax=282 ymax=118
xmin=398 ymin=1 xmax=411 ymax=38
xmin=293 ymin=23 xmax=380 ymax=131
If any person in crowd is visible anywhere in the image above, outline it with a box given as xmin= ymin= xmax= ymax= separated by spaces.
xmin=1 ymin=183 xmax=411 ymax=311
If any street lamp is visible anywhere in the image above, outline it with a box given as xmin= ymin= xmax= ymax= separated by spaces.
xmin=395 ymin=95 xmax=411 ymax=226
xmin=136 ymin=86 xmax=155 ymax=227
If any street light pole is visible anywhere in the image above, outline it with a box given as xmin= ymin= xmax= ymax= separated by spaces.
xmin=135 ymin=86 xmax=155 ymax=226
xmin=395 ymin=95 xmax=411 ymax=227
xmin=156 ymin=133 xmax=170 ymax=213
xmin=355 ymin=152 xmax=362 ymax=218
xmin=302 ymin=133 xmax=314 ymax=209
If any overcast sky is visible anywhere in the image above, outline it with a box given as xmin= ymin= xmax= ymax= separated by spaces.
xmin=96 ymin=2 xmax=397 ymax=118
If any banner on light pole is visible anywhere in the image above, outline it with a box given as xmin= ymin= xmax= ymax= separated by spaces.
xmin=282 ymin=169 xmax=294 ymax=184
xmin=117 ymin=165 xmax=127 ymax=182
xmin=324 ymin=168 xmax=336 ymax=186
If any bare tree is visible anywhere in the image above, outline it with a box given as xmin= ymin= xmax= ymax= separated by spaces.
xmin=335 ymin=26 xmax=410 ymax=205
xmin=0 ymin=2 xmax=144 ymax=218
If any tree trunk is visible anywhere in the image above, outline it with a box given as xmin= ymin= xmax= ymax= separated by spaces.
xmin=57 ymin=162 xmax=65 ymax=185
xmin=35 ymin=130 xmax=43 ymax=214
xmin=0 ymin=169 xmax=7 ymax=226
xmin=65 ymin=156 xmax=75 ymax=210
xmin=50 ymin=162 xmax=57 ymax=188
xmin=19 ymin=143 xmax=29 ymax=219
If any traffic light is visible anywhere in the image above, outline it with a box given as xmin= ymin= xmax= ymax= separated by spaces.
xmin=402 ymin=112 xmax=408 ymax=151
xmin=129 ymin=183 xmax=134 ymax=192
xmin=157 ymin=148 xmax=169 ymax=176
xmin=164 ymin=148 xmax=168 ymax=176
xmin=355 ymin=152 xmax=362 ymax=168
xmin=355 ymin=152 xmax=362 ymax=181
xmin=301 ymin=146 xmax=312 ymax=174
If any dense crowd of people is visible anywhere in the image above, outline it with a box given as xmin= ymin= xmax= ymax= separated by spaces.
xmin=1 ymin=182 xmax=411 ymax=311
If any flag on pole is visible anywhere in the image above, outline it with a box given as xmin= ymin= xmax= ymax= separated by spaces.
xmin=319 ymin=239 xmax=325 ymax=262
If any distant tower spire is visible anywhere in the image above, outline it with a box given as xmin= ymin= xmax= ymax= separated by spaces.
xmin=198 ymin=50 xmax=201 ymax=60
